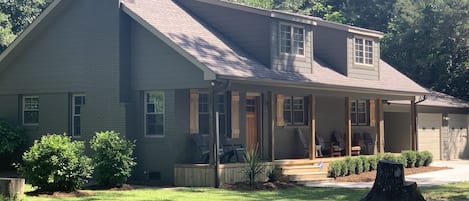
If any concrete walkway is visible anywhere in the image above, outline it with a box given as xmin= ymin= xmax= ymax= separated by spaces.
xmin=305 ymin=160 xmax=469 ymax=188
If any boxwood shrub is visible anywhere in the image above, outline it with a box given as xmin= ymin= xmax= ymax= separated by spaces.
xmin=401 ymin=150 xmax=417 ymax=168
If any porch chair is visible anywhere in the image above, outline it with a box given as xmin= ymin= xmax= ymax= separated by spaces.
xmin=315 ymin=134 xmax=326 ymax=157
xmin=363 ymin=132 xmax=375 ymax=155
xmin=331 ymin=131 xmax=361 ymax=156
xmin=191 ymin=133 xmax=226 ymax=163
xmin=296 ymin=128 xmax=323 ymax=158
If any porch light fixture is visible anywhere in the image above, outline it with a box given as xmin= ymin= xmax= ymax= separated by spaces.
xmin=443 ymin=116 xmax=450 ymax=121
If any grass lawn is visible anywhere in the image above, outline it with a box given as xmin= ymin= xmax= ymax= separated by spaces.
xmin=22 ymin=182 xmax=469 ymax=201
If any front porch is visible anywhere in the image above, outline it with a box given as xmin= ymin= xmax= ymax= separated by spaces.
xmin=176 ymin=83 xmax=418 ymax=187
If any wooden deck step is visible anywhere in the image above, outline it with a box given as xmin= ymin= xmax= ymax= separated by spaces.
xmin=287 ymin=172 xmax=329 ymax=181
xmin=281 ymin=165 xmax=325 ymax=174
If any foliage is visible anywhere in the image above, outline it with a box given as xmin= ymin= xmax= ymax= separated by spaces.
xmin=360 ymin=156 xmax=370 ymax=172
xmin=328 ymin=160 xmax=343 ymax=178
xmin=243 ymin=145 xmax=265 ymax=186
xmin=421 ymin=151 xmax=433 ymax=166
xmin=353 ymin=157 xmax=364 ymax=174
xmin=267 ymin=167 xmax=281 ymax=182
xmin=0 ymin=194 xmax=16 ymax=201
xmin=0 ymin=13 xmax=15 ymax=51
xmin=416 ymin=152 xmax=426 ymax=167
xmin=401 ymin=150 xmax=417 ymax=168
xmin=370 ymin=154 xmax=380 ymax=171
xmin=396 ymin=155 xmax=407 ymax=167
xmin=381 ymin=153 xmax=396 ymax=162
xmin=90 ymin=131 xmax=136 ymax=188
xmin=0 ymin=119 xmax=23 ymax=155
xmin=17 ymin=134 xmax=93 ymax=191
xmin=229 ymin=0 xmax=274 ymax=9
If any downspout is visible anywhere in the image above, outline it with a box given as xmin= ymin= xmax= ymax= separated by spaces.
xmin=210 ymin=79 xmax=231 ymax=188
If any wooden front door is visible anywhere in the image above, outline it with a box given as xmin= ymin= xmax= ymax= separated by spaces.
xmin=246 ymin=96 xmax=258 ymax=151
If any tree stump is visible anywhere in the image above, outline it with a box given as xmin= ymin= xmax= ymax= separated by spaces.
xmin=0 ymin=178 xmax=25 ymax=201
xmin=361 ymin=160 xmax=425 ymax=201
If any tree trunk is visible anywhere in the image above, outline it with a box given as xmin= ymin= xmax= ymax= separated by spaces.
xmin=0 ymin=178 xmax=25 ymax=201
xmin=361 ymin=160 xmax=425 ymax=201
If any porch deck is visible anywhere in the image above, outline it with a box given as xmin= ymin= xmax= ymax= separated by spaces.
xmin=174 ymin=157 xmax=355 ymax=187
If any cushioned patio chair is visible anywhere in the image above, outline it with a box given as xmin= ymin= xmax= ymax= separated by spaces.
xmin=296 ymin=128 xmax=323 ymax=158
xmin=332 ymin=131 xmax=361 ymax=156
xmin=191 ymin=133 xmax=227 ymax=163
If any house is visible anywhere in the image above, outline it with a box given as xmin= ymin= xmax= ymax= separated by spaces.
xmin=1 ymin=0 xmax=456 ymax=186
xmin=385 ymin=90 xmax=469 ymax=161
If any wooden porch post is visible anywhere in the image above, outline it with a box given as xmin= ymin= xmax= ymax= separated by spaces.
xmin=345 ymin=97 xmax=352 ymax=156
xmin=309 ymin=95 xmax=316 ymax=160
xmin=268 ymin=91 xmax=275 ymax=161
xmin=376 ymin=99 xmax=385 ymax=153
xmin=410 ymin=99 xmax=417 ymax=151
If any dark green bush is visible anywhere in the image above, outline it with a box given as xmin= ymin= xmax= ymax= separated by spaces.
xmin=382 ymin=153 xmax=396 ymax=162
xmin=416 ymin=152 xmax=426 ymax=167
xmin=396 ymin=155 xmax=407 ymax=167
xmin=401 ymin=150 xmax=417 ymax=168
xmin=421 ymin=151 xmax=433 ymax=166
xmin=345 ymin=156 xmax=357 ymax=175
xmin=360 ymin=156 xmax=370 ymax=172
xmin=370 ymin=154 xmax=381 ymax=171
xmin=17 ymin=134 xmax=93 ymax=191
xmin=0 ymin=119 xmax=23 ymax=155
xmin=267 ymin=167 xmax=281 ymax=182
xmin=90 ymin=131 xmax=136 ymax=187
xmin=328 ymin=161 xmax=342 ymax=178
xmin=243 ymin=145 xmax=265 ymax=185
xmin=354 ymin=157 xmax=364 ymax=174
xmin=339 ymin=160 xmax=347 ymax=177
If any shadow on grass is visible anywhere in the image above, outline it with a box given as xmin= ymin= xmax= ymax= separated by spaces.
xmin=421 ymin=183 xmax=469 ymax=201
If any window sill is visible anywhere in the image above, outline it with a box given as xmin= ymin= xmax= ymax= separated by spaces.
xmin=144 ymin=135 xmax=165 ymax=138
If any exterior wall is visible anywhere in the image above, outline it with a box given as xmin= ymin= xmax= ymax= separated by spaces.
xmin=346 ymin=35 xmax=380 ymax=80
xmin=0 ymin=95 xmax=19 ymax=124
xmin=129 ymin=20 xmax=209 ymax=90
xmin=446 ymin=114 xmax=469 ymax=159
xmin=384 ymin=112 xmax=411 ymax=153
xmin=313 ymin=26 xmax=347 ymax=75
xmin=271 ymin=19 xmax=313 ymax=73
xmin=0 ymin=0 xmax=126 ymax=143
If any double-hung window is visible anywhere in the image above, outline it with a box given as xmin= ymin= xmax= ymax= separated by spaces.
xmin=198 ymin=92 xmax=226 ymax=136
xmin=280 ymin=24 xmax=304 ymax=55
xmin=351 ymin=99 xmax=368 ymax=126
xmin=145 ymin=91 xmax=165 ymax=136
xmin=283 ymin=96 xmax=307 ymax=126
xmin=354 ymin=38 xmax=373 ymax=65
xmin=72 ymin=94 xmax=85 ymax=137
xmin=23 ymin=96 xmax=39 ymax=125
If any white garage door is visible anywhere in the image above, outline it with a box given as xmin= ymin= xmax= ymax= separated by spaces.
xmin=418 ymin=113 xmax=441 ymax=160
xmin=447 ymin=114 xmax=468 ymax=159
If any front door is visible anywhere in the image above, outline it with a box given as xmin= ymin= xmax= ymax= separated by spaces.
xmin=246 ymin=96 xmax=258 ymax=151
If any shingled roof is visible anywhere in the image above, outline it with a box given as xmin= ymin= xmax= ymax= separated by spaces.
xmin=121 ymin=0 xmax=427 ymax=95
xmin=390 ymin=90 xmax=469 ymax=108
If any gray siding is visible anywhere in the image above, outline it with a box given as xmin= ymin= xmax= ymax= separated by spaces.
xmin=0 ymin=0 xmax=126 ymax=142
xmin=0 ymin=95 xmax=19 ymax=124
xmin=178 ymin=0 xmax=271 ymax=67
xmin=313 ymin=26 xmax=348 ymax=75
xmin=130 ymin=20 xmax=209 ymax=90
xmin=271 ymin=20 xmax=313 ymax=73
xmin=346 ymin=35 xmax=380 ymax=80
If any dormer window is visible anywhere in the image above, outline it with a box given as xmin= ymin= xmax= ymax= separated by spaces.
xmin=280 ymin=24 xmax=304 ymax=55
xmin=354 ymin=38 xmax=373 ymax=65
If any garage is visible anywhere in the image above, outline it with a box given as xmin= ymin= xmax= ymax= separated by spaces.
xmin=443 ymin=114 xmax=469 ymax=160
xmin=417 ymin=113 xmax=441 ymax=160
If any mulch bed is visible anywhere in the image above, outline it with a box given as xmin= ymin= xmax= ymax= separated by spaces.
xmin=26 ymin=184 xmax=135 ymax=198
xmin=334 ymin=166 xmax=451 ymax=182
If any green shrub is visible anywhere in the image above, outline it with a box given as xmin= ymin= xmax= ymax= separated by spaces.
xmin=90 ymin=131 xmax=136 ymax=187
xmin=243 ymin=145 xmax=265 ymax=185
xmin=0 ymin=119 xmax=23 ymax=155
xmin=421 ymin=151 xmax=433 ymax=166
xmin=396 ymin=155 xmax=407 ymax=167
xmin=401 ymin=150 xmax=417 ymax=168
xmin=17 ymin=134 xmax=93 ymax=191
xmin=382 ymin=153 xmax=396 ymax=162
xmin=328 ymin=161 xmax=342 ymax=178
xmin=354 ymin=157 xmax=364 ymax=174
xmin=360 ymin=156 xmax=370 ymax=172
xmin=370 ymin=154 xmax=380 ymax=171
xmin=338 ymin=160 xmax=348 ymax=176
xmin=267 ymin=167 xmax=281 ymax=182
xmin=416 ymin=152 xmax=426 ymax=167
xmin=345 ymin=156 xmax=357 ymax=175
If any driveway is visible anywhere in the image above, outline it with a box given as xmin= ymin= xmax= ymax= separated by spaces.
xmin=305 ymin=160 xmax=469 ymax=188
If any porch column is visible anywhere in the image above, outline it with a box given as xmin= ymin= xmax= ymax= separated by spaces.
xmin=268 ymin=91 xmax=275 ymax=161
xmin=376 ymin=99 xmax=385 ymax=153
xmin=208 ymin=88 xmax=215 ymax=164
xmin=345 ymin=97 xmax=352 ymax=156
xmin=309 ymin=95 xmax=316 ymax=160
xmin=410 ymin=99 xmax=417 ymax=151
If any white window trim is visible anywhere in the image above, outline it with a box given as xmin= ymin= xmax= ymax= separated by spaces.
xmin=144 ymin=91 xmax=165 ymax=138
xmin=353 ymin=36 xmax=374 ymax=66
xmin=22 ymin=96 xmax=39 ymax=126
xmin=279 ymin=22 xmax=306 ymax=57
xmin=71 ymin=94 xmax=85 ymax=138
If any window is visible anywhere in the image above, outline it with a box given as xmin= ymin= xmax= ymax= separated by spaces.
xmin=280 ymin=24 xmax=304 ymax=55
xmin=283 ymin=96 xmax=307 ymax=125
xmin=198 ymin=92 xmax=226 ymax=136
xmin=72 ymin=94 xmax=85 ymax=137
xmin=354 ymin=38 xmax=373 ymax=65
xmin=351 ymin=99 xmax=368 ymax=126
xmin=145 ymin=91 xmax=164 ymax=136
xmin=23 ymin=96 xmax=39 ymax=125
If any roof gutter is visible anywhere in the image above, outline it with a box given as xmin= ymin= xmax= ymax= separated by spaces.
xmin=217 ymin=75 xmax=426 ymax=98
